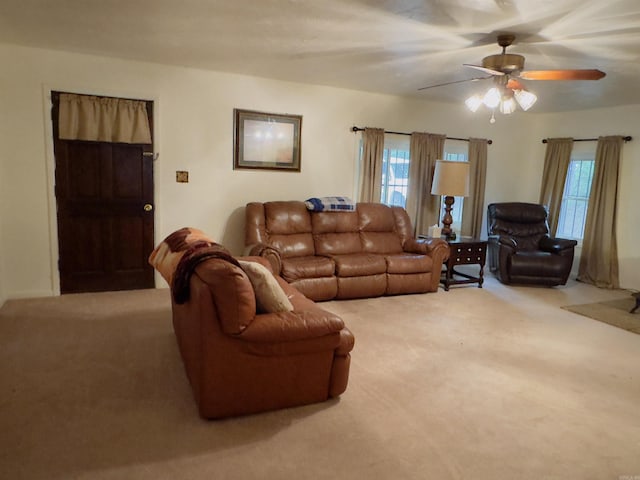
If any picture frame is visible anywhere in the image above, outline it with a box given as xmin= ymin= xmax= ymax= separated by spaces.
xmin=233 ymin=109 xmax=302 ymax=171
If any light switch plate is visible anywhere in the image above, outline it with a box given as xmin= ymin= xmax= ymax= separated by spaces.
xmin=176 ymin=171 xmax=189 ymax=183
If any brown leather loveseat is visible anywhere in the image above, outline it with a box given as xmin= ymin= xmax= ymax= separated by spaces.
xmin=245 ymin=201 xmax=449 ymax=301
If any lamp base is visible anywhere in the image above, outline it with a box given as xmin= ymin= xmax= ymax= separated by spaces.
xmin=441 ymin=195 xmax=455 ymax=238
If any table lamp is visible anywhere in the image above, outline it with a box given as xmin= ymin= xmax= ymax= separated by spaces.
xmin=430 ymin=160 xmax=470 ymax=239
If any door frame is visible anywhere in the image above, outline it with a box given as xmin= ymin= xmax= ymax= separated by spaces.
xmin=42 ymin=84 xmax=162 ymax=295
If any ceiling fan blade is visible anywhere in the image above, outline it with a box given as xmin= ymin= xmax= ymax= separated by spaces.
xmin=506 ymin=78 xmax=526 ymax=91
xmin=463 ymin=64 xmax=505 ymax=76
xmin=519 ymin=69 xmax=606 ymax=81
xmin=417 ymin=76 xmax=492 ymax=91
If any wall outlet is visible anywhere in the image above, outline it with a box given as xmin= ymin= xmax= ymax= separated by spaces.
xmin=176 ymin=171 xmax=189 ymax=183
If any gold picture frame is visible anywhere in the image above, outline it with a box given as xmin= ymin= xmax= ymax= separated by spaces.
xmin=233 ymin=109 xmax=302 ymax=171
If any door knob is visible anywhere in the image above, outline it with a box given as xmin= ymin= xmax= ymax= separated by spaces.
xmin=143 ymin=203 xmax=153 ymax=212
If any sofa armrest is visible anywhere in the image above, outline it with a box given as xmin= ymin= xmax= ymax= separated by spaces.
xmin=237 ymin=309 xmax=345 ymax=343
xmin=244 ymin=243 xmax=282 ymax=274
xmin=404 ymin=237 xmax=450 ymax=259
xmin=539 ymin=235 xmax=578 ymax=254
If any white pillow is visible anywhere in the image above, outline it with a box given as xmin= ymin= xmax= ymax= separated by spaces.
xmin=238 ymin=260 xmax=294 ymax=313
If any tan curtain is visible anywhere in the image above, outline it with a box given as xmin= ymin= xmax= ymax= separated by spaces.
xmin=538 ymin=138 xmax=574 ymax=234
xmin=58 ymin=93 xmax=152 ymax=144
xmin=461 ymin=138 xmax=488 ymax=238
xmin=405 ymin=132 xmax=446 ymax=235
xmin=358 ymin=128 xmax=385 ymax=202
xmin=577 ymin=136 xmax=623 ymax=289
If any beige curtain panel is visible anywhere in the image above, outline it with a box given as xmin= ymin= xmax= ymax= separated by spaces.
xmin=58 ymin=93 xmax=152 ymax=144
xmin=358 ymin=128 xmax=385 ymax=203
xmin=577 ymin=136 xmax=623 ymax=289
xmin=461 ymin=138 xmax=488 ymax=238
xmin=405 ymin=132 xmax=446 ymax=236
xmin=538 ymin=138 xmax=574 ymax=235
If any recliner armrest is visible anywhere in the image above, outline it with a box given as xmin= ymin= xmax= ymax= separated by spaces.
xmin=539 ymin=235 xmax=578 ymax=253
xmin=244 ymin=243 xmax=282 ymax=274
xmin=488 ymin=234 xmax=517 ymax=250
xmin=404 ymin=237 xmax=449 ymax=258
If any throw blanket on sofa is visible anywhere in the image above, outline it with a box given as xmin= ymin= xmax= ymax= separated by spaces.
xmin=148 ymin=226 xmax=241 ymax=303
xmin=148 ymin=227 xmax=215 ymax=285
xmin=304 ymin=196 xmax=356 ymax=212
xmin=172 ymin=243 xmax=241 ymax=304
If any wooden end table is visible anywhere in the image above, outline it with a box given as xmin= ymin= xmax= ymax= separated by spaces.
xmin=440 ymin=237 xmax=487 ymax=291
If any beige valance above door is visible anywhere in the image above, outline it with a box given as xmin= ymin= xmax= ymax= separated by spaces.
xmin=58 ymin=93 xmax=152 ymax=144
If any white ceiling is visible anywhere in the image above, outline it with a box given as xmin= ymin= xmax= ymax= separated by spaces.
xmin=1 ymin=0 xmax=639 ymax=112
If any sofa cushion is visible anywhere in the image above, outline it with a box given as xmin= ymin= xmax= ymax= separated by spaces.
xmin=264 ymin=201 xmax=312 ymax=234
xmin=361 ymin=232 xmax=403 ymax=254
xmin=357 ymin=203 xmax=404 ymax=254
xmin=269 ymin=233 xmax=315 ymax=258
xmin=238 ymin=260 xmax=294 ymax=314
xmin=314 ymin=232 xmax=362 ymax=256
xmin=332 ymin=253 xmax=387 ymax=277
xmin=281 ymin=255 xmax=335 ymax=282
xmin=385 ymin=253 xmax=433 ymax=274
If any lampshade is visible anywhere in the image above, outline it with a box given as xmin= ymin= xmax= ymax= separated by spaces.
xmin=514 ymin=89 xmax=538 ymax=111
xmin=465 ymin=94 xmax=483 ymax=112
xmin=483 ymin=87 xmax=501 ymax=109
xmin=500 ymin=97 xmax=517 ymax=114
xmin=431 ymin=160 xmax=470 ymax=197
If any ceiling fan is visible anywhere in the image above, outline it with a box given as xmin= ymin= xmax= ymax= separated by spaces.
xmin=419 ymin=34 xmax=606 ymax=118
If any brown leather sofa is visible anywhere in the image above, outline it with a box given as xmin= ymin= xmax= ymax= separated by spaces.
xmin=170 ymin=255 xmax=354 ymax=419
xmin=245 ymin=201 xmax=450 ymax=301
xmin=487 ymin=202 xmax=578 ymax=286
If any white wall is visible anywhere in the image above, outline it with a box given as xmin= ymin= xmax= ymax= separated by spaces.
xmin=0 ymin=42 xmax=636 ymax=298
xmin=0 ymin=43 xmax=523 ymax=297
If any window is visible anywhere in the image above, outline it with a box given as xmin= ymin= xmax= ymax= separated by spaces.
xmin=377 ymin=138 xmax=468 ymax=232
xmin=380 ymin=135 xmax=410 ymax=207
xmin=557 ymin=155 xmax=595 ymax=240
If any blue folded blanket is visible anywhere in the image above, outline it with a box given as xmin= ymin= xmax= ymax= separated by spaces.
xmin=305 ymin=196 xmax=356 ymax=212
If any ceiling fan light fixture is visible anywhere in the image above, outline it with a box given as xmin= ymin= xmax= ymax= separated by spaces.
xmin=514 ymin=89 xmax=537 ymax=111
xmin=500 ymin=97 xmax=517 ymax=114
xmin=483 ymin=88 xmax=501 ymax=109
xmin=465 ymin=94 xmax=483 ymax=112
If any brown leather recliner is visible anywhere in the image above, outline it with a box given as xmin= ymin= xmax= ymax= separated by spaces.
xmin=487 ymin=202 xmax=578 ymax=286
xmin=170 ymin=255 xmax=354 ymax=419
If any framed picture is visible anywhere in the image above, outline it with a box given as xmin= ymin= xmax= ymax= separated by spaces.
xmin=233 ymin=109 xmax=302 ymax=171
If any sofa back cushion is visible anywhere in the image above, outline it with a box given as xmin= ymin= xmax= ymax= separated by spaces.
xmin=312 ymin=211 xmax=361 ymax=255
xmin=357 ymin=203 xmax=403 ymax=254
xmin=263 ymin=201 xmax=314 ymax=258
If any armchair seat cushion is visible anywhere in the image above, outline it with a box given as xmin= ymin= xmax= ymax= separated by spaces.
xmin=332 ymin=253 xmax=386 ymax=277
xmin=385 ymin=253 xmax=433 ymax=274
xmin=281 ymin=255 xmax=335 ymax=282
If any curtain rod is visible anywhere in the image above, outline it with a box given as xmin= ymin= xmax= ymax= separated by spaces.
xmin=351 ymin=126 xmax=493 ymax=145
xmin=542 ymin=136 xmax=632 ymax=144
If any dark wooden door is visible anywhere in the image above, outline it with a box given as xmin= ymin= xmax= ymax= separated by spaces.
xmin=52 ymin=92 xmax=155 ymax=294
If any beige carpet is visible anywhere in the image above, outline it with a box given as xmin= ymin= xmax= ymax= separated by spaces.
xmin=1 ymin=276 xmax=639 ymax=480
xmin=562 ymin=296 xmax=640 ymax=334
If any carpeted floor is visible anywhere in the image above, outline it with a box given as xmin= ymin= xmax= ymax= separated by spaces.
xmin=563 ymin=296 xmax=640 ymax=334
xmin=1 ymin=276 xmax=639 ymax=480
